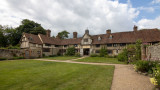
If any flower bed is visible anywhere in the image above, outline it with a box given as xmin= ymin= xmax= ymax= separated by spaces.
xmin=133 ymin=60 xmax=160 ymax=88
xmin=152 ymin=65 xmax=160 ymax=88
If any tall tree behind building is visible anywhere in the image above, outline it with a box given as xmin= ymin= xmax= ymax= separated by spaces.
xmin=0 ymin=19 xmax=47 ymax=47
xmin=16 ymin=19 xmax=46 ymax=35
xmin=57 ymin=30 xmax=70 ymax=39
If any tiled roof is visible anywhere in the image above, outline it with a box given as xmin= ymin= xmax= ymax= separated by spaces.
xmin=24 ymin=33 xmax=42 ymax=44
xmin=39 ymin=34 xmax=61 ymax=45
xmin=23 ymin=29 xmax=160 ymax=45
xmin=60 ymin=38 xmax=82 ymax=45
xmin=92 ymin=29 xmax=160 ymax=44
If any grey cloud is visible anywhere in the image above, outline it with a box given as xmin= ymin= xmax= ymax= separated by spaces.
xmin=2 ymin=0 xmax=140 ymax=37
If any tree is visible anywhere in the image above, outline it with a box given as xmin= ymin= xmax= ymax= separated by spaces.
xmin=5 ymin=27 xmax=20 ymax=46
xmin=0 ymin=26 xmax=7 ymax=47
xmin=0 ymin=25 xmax=21 ymax=47
xmin=135 ymin=39 xmax=142 ymax=60
xmin=65 ymin=47 xmax=75 ymax=56
xmin=117 ymin=48 xmax=128 ymax=63
xmin=52 ymin=35 xmax=55 ymax=38
xmin=99 ymin=47 xmax=107 ymax=57
xmin=57 ymin=30 xmax=70 ymax=39
xmin=0 ymin=19 xmax=47 ymax=47
xmin=16 ymin=19 xmax=46 ymax=35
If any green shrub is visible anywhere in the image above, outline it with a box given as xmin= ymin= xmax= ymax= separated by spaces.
xmin=7 ymin=45 xmax=20 ymax=49
xmin=43 ymin=54 xmax=45 ymax=57
xmin=75 ymin=53 xmax=81 ymax=57
xmin=90 ymin=53 xmax=99 ymax=57
xmin=0 ymin=57 xmax=7 ymax=60
xmin=135 ymin=60 xmax=158 ymax=73
xmin=107 ymin=55 xmax=117 ymax=58
xmin=57 ymin=52 xmax=62 ymax=56
xmin=13 ymin=57 xmax=24 ymax=60
xmin=65 ymin=47 xmax=75 ymax=56
xmin=49 ymin=55 xmax=56 ymax=57
xmin=117 ymin=49 xmax=128 ymax=63
xmin=0 ymin=47 xmax=7 ymax=49
xmin=99 ymin=47 xmax=107 ymax=57
xmin=7 ymin=57 xmax=24 ymax=60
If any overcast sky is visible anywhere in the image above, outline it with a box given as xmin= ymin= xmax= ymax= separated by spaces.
xmin=0 ymin=0 xmax=160 ymax=37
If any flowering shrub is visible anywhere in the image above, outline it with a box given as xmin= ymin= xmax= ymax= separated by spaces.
xmin=153 ymin=65 xmax=160 ymax=87
xmin=150 ymin=78 xmax=158 ymax=86
xmin=134 ymin=60 xmax=158 ymax=73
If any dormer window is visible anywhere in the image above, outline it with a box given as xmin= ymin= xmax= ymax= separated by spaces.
xmin=98 ymin=36 xmax=101 ymax=41
xmin=84 ymin=39 xmax=88 ymax=42
xmin=109 ymin=35 xmax=113 ymax=39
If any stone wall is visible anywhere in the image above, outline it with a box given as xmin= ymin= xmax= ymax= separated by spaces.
xmin=0 ymin=49 xmax=24 ymax=59
xmin=145 ymin=44 xmax=160 ymax=61
xmin=0 ymin=49 xmax=42 ymax=59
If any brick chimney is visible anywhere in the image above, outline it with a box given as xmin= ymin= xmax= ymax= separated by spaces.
xmin=46 ymin=30 xmax=51 ymax=37
xmin=106 ymin=29 xmax=111 ymax=34
xmin=85 ymin=29 xmax=89 ymax=34
xmin=133 ymin=25 xmax=138 ymax=32
xmin=73 ymin=32 xmax=77 ymax=38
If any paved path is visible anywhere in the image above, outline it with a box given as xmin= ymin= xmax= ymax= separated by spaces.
xmin=35 ymin=58 xmax=154 ymax=90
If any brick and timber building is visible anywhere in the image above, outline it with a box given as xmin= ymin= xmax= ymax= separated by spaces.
xmin=20 ymin=25 xmax=160 ymax=57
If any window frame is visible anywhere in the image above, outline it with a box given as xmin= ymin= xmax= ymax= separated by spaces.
xmin=84 ymin=39 xmax=88 ymax=42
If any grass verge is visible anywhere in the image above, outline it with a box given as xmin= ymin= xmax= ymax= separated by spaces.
xmin=0 ymin=60 xmax=114 ymax=90
xmin=76 ymin=57 xmax=125 ymax=64
xmin=42 ymin=56 xmax=80 ymax=60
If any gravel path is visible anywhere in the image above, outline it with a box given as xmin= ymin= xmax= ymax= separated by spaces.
xmin=111 ymin=64 xmax=154 ymax=90
xmin=35 ymin=58 xmax=154 ymax=90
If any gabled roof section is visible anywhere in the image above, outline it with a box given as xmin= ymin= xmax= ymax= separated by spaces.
xmin=24 ymin=33 xmax=43 ymax=44
xmin=39 ymin=34 xmax=61 ymax=45
xmin=91 ymin=29 xmax=160 ymax=44
xmin=39 ymin=34 xmax=82 ymax=45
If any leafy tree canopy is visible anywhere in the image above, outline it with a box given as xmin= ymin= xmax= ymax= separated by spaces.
xmin=0 ymin=26 xmax=7 ymax=47
xmin=57 ymin=30 xmax=70 ymax=39
xmin=0 ymin=25 xmax=20 ymax=47
xmin=16 ymin=19 xmax=46 ymax=35
xmin=0 ymin=19 xmax=47 ymax=47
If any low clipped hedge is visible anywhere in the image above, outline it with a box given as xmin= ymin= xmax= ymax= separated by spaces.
xmin=0 ymin=57 xmax=24 ymax=60
xmin=0 ymin=57 xmax=7 ymax=61
xmin=90 ymin=54 xmax=99 ymax=57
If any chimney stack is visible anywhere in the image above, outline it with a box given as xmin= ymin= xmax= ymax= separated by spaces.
xmin=46 ymin=30 xmax=51 ymax=37
xmin=73 ymin=32 xmax=77 ymax=38
xmin=106 ymin=29 xmax=111 ymax=34
xmin=85 ymin=29 xmax=89 ymax=34
xmin=133 ymin=25 xmax=138 ymax=32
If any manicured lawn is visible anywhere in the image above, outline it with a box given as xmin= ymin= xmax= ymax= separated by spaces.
xmin=0 ymin=60 xmax=114 ymax=90
xmin=42 ymin=56 xmax=80 ymax=60
xmin=77 ymin=57 xmax=125 ymax=64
